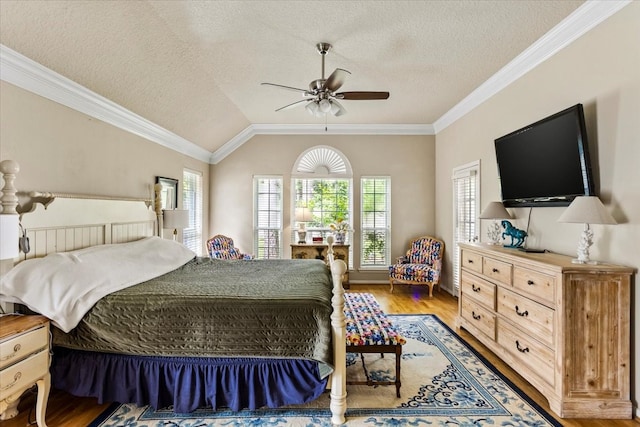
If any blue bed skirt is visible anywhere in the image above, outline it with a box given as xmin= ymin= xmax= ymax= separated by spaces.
xmin=51 ymin=347 xmax=329 ymax=413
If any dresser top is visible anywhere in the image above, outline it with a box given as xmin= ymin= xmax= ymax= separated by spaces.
xmin=0 ymin=315 xmax=49 ymax=341
xmin=459 ymin=242 xmax=635 ymax=274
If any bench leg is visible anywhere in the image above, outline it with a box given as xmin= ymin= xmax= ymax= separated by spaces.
xmin=395 ymin=345 xmax=402 ymax=398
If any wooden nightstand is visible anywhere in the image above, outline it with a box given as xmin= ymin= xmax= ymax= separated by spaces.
xmin=291 ymin=243 xmax=350 ymax=288
xmin=0 ymin=315 xmax=50 ymax=427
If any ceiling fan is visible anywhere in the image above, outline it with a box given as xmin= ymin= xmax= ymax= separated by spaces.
xmin=261 ymin=42 xmax=389 ymax=118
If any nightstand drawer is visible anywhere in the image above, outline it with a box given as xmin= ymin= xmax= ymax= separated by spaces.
xmin=0 ymin=326 xmax=48 ymax=370
xmin=0 ymin=349 xmax=48 ymax=400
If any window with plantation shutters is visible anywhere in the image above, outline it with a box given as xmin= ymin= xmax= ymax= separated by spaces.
xmin=254 ymin=176 xmax=283 ymax=259
xmin=361 ymin=177 xmax=390 ymax=268
xmin=452 ymin=161 xmax=480 ymax=294
xmin=182 ymin=169 xmax=203 ymax=256
xmin=291 ymin=146 xmax=353 ymax=268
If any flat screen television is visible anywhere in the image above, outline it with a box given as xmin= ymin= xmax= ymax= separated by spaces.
xmin=494 ymin=104 xmax=595 ymax=207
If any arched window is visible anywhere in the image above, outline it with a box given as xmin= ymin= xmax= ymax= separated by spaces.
xmin=291 ymin=146 xmax=353 ymax=249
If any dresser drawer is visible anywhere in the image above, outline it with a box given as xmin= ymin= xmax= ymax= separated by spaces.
xmin=461 ymin=295 xmax=496 ymax=340
xmin=0 ymin=348 xmax=49 ymax=400
xmin=461 ymin=250 xmax=483 ymax=273
xmin=497 ymin=319 xmax=554 ymax=387
xmin=497 ymin=287 xmax=554 ymax=346
xmin=0 ymin=326 xmax=48 ymax=370
xmin=482 ymin=257 xmax=512 ymax=285
xmin=513 ymin=266 xmax=555 ymax=305
xmin=461 ymin=271 xmax=496 ymax=310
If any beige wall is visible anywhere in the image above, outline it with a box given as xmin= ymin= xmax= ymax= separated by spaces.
xmin=210 ymin=133 xmax=436 ymax=281
xmin=0 ymin=81 xmax=210 ymax=252
xmin=435 ymin=3 xmax=639 ymax=412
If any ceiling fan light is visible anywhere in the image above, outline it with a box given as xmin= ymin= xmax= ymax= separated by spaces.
xmin=330 ymin=101 xmax=340 ymax=115
xmin=305 ymin=101 xmax=319 ymax=116
xmin=318 ymin=99 xmax=331 ymax=113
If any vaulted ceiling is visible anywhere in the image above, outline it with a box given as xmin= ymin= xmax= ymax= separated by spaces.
xmin=1 ymin=1 xmax=605 ymax=163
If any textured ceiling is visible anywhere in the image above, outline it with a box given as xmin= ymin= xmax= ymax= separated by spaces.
xmin=0 ymin=0 xmax=584 ymax=154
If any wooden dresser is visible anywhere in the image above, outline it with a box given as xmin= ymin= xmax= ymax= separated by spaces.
xmin=0 ymin=315 xmax=50 ymax=426
xmin=291 ymin=243 xmax=349 ymax=288
xmin=457 ymin=243 xmax=634 ymax=419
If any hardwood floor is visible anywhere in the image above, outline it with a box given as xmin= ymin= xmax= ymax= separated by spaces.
xmin=3 ymin=284 xmax=638 ymax=426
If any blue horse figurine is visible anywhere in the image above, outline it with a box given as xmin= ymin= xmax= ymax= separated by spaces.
xmin=501 ymin=220 xmax=527 ymax=248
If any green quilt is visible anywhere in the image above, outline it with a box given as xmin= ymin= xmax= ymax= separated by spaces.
xmin=52 ymin=258 xmax=334 ymax=374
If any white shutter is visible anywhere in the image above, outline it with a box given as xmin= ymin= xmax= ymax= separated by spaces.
xmin=254 ymin=176 xmax=283 ymax=259
xmin=182 ymin=169 xmax=203 ymax=256
xmin=452 ymin=161 xmax=480 ymax=294
xmin=360 ymin=177 xmax=391 ymax=268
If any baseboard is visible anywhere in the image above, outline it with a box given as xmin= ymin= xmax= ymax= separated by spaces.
xmin=348 ymin=280 xmax=388 ymax=285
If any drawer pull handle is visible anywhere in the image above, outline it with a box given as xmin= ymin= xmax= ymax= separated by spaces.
xmin=0 ymin=371 xmax=22 ymax=391
xmin=471 ymin=284 xmax=481 ymax=292
xmin=467 ymin=259 xmax=474 ymax=264
xmin=515 ymin=306 xmax=529 ymax=317
xmin=516 ymin=340 xmax=530 ymax=353
xmin=472 ymin=311 xmax=481 ymax=320
xmin=492 ymin=268 xmax=499 ymax=273
xmin=527 ymin=280 xmax=535 ymax=285
xmin=0 ymin=343 xmax=21 ymax=361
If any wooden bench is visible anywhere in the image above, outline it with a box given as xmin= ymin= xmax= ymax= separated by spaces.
xmin=344 ymin=292 xmax=406 ymax=397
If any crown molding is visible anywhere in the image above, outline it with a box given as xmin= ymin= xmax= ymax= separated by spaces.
xmin=433 ymin=0 xmax=631 ymax=133
xmin=209 ymin=123 xmax=434 ymax=164
xmin=0 ymin=44 xmax=212 ymax=163
xmin=1 ymin=0 xmax=629 ymax=164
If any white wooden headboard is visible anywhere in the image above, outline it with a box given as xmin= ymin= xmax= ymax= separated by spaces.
xmin=0 ymin=159 xmax=159 ymax=262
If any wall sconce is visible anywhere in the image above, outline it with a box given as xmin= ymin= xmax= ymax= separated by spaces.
xmin=163 ymin=209 xmax=189 ymax=241
xmin=479 ymin=201 xmax=512 ymax=245
xmin=558 ymin=196 xmax=616 ymax=264
xmin=295 ymin=207 xmax=313 ymax=244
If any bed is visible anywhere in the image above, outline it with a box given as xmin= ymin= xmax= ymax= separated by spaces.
xmin=0 ymin=162 xmax=347 ymax=425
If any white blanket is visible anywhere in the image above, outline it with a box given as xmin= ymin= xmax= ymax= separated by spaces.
xmin=0 ymin=236 xmax=195 ymax=332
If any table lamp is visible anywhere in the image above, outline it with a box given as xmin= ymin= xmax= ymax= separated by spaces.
xmin=557 ymin=196 xmax=616 ymax=264
xmin=295 ymin=207 xmax=312 ymax=244
xmin=479 ymin=201 xmax=512 ymax=245
xmin=163 ymin=209 xmax=189 ymax=241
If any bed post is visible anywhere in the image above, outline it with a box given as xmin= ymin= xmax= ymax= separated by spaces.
xmin=153 ymin=183 xmax=163 ymax=237
xmin=326 ymin=235 xmax=347 ymax=425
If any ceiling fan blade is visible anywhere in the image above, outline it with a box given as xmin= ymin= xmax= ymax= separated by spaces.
xmin=336 ymin=91 xmax=390 ymax=100
xmin=275 ymin=99 xmax=310 ymax=112
xmin=323 ymin=68 xmax=351 ymax=92
xmin=261 ymin=82 xmax=309 ymax=94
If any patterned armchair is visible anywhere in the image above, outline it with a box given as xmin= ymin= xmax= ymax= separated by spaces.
xmin=206 ymin=235 xmax=253 ymax=260
xmin=388 ymin=236 xmax=444 ymax=297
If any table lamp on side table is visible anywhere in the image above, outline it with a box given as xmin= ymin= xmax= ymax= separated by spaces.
xmin=163 ymin=209 xmax=189 ymax=242
xmin=295 ymin=207 xmax=312 ymax=244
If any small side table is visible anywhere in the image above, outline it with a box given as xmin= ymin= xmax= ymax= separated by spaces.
xmin=291 ymin=243 xmax=350 ymax=288
xmin=0 ymin=315 xmax=50 ymax=427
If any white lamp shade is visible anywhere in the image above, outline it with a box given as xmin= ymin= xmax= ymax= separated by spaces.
xmin=0 ymin=215 xmax=19 ymax=260
xmin=318 ymin=99 xmax=332 ymax=113
xmin=295 ymin=207 xmax=313 ymax=222
xmin=163 ymin=209 xmax=189 ymax=229
xmin=557 ymin=196 xmax=616 ymax=224
xmin=479 ymin=202 xmax=512 ymax=219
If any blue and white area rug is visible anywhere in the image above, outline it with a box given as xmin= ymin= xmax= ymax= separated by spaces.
xmin=90 ymin=314 xmax=560 ymax=426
